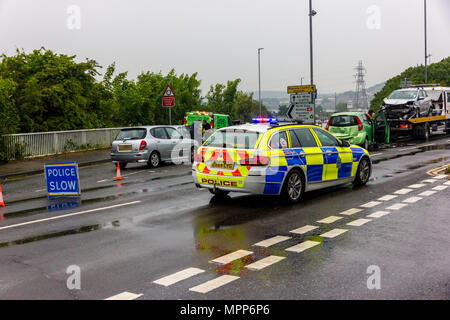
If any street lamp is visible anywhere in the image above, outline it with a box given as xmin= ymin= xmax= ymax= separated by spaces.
xmin=424 ymin=0 xmax=428 ymax=83
xmin=258 ymin=47 xmax=264 ymax=117
xmin=309 ymin=0 xmax=316 ymax=86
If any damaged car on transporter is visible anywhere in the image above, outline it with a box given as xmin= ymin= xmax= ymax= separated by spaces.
xmin=380 ymin=88 xmax=433 ymax=120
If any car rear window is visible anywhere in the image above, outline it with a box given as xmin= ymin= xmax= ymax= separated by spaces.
xmin=330 ymin=115 xmax=358 ymax=127
xmin=115 ymin=128 xmax=147 ymax=140
xmin=203 ymin=129 xmax=261 ymax=149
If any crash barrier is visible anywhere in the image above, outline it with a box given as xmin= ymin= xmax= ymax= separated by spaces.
xmin=2 ymin=127 xmax=124 ymax=160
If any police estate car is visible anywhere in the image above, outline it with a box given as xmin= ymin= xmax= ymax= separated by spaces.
xmin=192 ymin=118 xmax=372 ymax=203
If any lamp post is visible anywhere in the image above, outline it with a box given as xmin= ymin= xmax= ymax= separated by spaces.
xmin=258 ymin=48 xmax=264 ymax=117
xmin=309 ymin=0 xmax=317 ymax=124
xmin=424 ymin=0 xmax=428 ymax=83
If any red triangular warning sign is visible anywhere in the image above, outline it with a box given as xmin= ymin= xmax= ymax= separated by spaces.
xmin=163 ymin=85 xmax=175 ymax=97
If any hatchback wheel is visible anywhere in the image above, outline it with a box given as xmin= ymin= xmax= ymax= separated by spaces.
xmin=363 ymin=137 xmax=369 ymax=150
xmin=148 ymin=151 xmax=161 ymax=168
xmin=281 ymin=170 xmax=304 ymax=203
xmin=353 ymin=157 xmax=370 ymax=186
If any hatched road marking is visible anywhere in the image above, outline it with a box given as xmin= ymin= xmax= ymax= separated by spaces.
xmin=317 ymin=216 xmax=342 ymax=224
xmin=290 ymin=225 xmax=318 ymax=234
xmin=360 ymin=201 xmax=381 ymax=208
xmin=286 ymin=240 xmax=321 ymax=253
xmin=402 ymin=196 xmax=422 ymax=204
xmin=422 ymin=179 xmax=436 ymax=184
xmin=320 ymin=228 xmax=348 ymax=238
xmin=433 ymin=175 xmax=447 ymax=179
xmin=153 ymin=268 xmax=205 ymax=287
xmin=394 ymin=188 xmax=413 ymax=195
xmin=408 ymin=184 xmax=425 ymax=189
xmin=386 ymin=203 xmax=408 ymax=210
xmin=418 ymin=190 xmax=437 ymax=196
xmin=432 ymin=185 xmax=448 ymax=191
xmin=189 ymin=275 xmax=239 ymax=294
xmin=210 ymin=250 xmax=253 ymax=265
xmin=444 ymin=181 xmax=450 ymax=185
xmin=245 ymin=256 xmax=285 ymax=271
xmin=377 ymin=195 xmax=397 ymax=201
xmin=253 ymin=236 xmax=291 ymax=248
xmin=338 ymin=208 xmax=363 ymax=216
xmin=105 ymin=292 xmax=143 ymax=300
xmin=346 ymin=218 xmax=371 ymax=226
xmin=367 ymin=211 xmax=390 ymax=218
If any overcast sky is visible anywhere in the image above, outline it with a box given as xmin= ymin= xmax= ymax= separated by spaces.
xmin=0 ymin=0 xmax=449 ymax=95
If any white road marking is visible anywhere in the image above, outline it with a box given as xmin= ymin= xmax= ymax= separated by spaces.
xmin=408 ymin=184 xmax=425 ymax=189
xmin=122 ymin=170 xmax=147 ymax=178
xmin=153 ymin=268 xmax=205 ymax=287
xmin=433 ymin=175 xmax=447 ymax=179
xmin=338 ymin=208 xmax=363 ymax=216
xmin=399 ymin=144 xmax=434 ymax=152
xmin=320 ymin=228 xmax=348 ymax=238
xmin=253 ymin=236 xmax=291 ymax=248
xmin=0 ymin=201 xmax=141 ymax=231
xmin=105 ymin=292 xmax=143 ymax=300
xmin=245 ymin=255 xmax=285 ymax=271
xmin=386 ymin=203 xmax=408 ymax=210
xmin=402 ymin=196 xmax=423 ymax=204
xmin=367 ymin=211 xmax=390 ymax=218
xmin=360 ymin=201 xmax=381 ymax=208
xmin=377 ymin=195 xmax=397 ymax=201
xmin=444 ymin=181 xmax=450 ymax=186
xmin=317 ymin=216 xmax=342 ymax=224
xmin=394 ymin=188 xmax=413 ymax=195
xmin=97 ymin=179 xmax=109 ymax=183
xmin=418 ymin=190 xmax=437 ymax=196
xmin=432 ymin=185 xmax=448 ymax=191
xmin=371 ymin=153 xmax=383 ymax=156
xmin=347 ymin=218 xmax=371 ymax=226
xmin=421 ymin=179 xmax=436 ymax=184
xmin=189 ymin=275 xmax=239 ymax=294
xmin=285 ymin=240 xmax=321 ymax=253
xmin=148 ymin=170 xmax=156 ymax=173
xmin=210 ymin=250 xmax=253 ymax=265
xmin=290 ymin=225 xmax=318 ymax=234
xmin=35 ymin=188 xmax=46 ymax=192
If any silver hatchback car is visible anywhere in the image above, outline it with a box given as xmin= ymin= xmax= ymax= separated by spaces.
xmin=110 ymin=126 xmax=198 ymax=169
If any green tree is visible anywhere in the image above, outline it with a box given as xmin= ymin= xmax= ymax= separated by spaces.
xmin=277 ymin=104 xmax=288 ymax=117
xmin=335 ymin=102 xmax=348 ymax=113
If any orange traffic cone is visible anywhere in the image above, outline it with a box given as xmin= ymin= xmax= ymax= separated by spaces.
xmin=116 ymin=162 xmax=122 ymax=180
xmin=0 ymin=184 xmax=5 ymax=207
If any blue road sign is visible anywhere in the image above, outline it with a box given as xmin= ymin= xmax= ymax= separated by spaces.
xmin=44 ymin=162 xmax=81 ymax=197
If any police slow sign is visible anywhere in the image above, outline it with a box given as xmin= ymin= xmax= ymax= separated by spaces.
xmin=45 ymin=162 xmax=81 ymax=197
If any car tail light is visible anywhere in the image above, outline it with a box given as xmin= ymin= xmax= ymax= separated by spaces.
xmin=325 ymin=117 xmax=331 ymax=130
xmin=210 ymin=120 xmax=214 ymax=129
xmin=183 ymin=119 xmax=187 ymax=125
xmin=355 ymin=116 xmax=363 ymax=131
xmin=139 ymin=140 xmax=147 ymax=150
xmin=240 ymin=155 xmax=270 ymax=166
xmin=399 ymin=124 xmax=411 ymax=129
xmin=194 ymin=153 xmax=204 ymax=162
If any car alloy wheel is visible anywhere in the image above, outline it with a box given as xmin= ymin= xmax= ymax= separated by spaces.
xmin=358 ymin=158 xmax=370 ymax=184
xmin=286 ymin=171 xmax=303 ymax=202
xmin=149 ymin=151 xmax=160 ymax=168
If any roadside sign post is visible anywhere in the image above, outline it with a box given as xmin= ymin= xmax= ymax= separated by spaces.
xmin=162 ymin=84 xmax=175 ymax=125
xmin=286 ymin=85 xmax=316 ymax=124
xmin=44 ymin=162 xmax=81 ymax=199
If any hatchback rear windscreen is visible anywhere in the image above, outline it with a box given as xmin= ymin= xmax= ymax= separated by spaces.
xmin=115 ymin=128 xmax=147 ymax=140
xmin=204 ymin=130 xmax=261 ymax=149
xmin=330 ymin=116 xmax=358 ymax=127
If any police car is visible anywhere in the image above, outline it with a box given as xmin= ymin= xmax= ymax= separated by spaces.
xmin=192 ymin=117 xmax=372 ymax=203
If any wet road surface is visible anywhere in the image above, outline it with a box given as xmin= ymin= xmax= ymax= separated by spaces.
xmin=0 ymin=134 xmax=449 ymax=299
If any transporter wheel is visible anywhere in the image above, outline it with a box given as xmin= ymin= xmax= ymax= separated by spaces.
xmin=208 ymin=189 xmax=230 ymax=197
xmin=353 ymin=157 xmax=371 ymax=186
xmin=281 ymin=169 xmax=305 ymax=204
xmin=147 ymin=151 xmax=161 ymax=168
xmin=423 ymin=123 xmax=430 ymax=140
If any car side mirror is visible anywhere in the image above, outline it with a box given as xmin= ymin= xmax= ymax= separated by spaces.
xmin=341 ymin=140 xmax=350 ymax=147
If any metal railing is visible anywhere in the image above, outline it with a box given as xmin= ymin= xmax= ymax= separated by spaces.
xmin=2 ymin=127 xmax=124 ymax=159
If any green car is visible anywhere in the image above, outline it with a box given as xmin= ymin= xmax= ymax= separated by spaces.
xmin=325 ymin=112 xmax=390 ymax=150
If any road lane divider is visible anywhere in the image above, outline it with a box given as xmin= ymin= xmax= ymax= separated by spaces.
xmin=153 ymin=268 xmax=205 ymax=287
xmin=253 ymin=235 xmax=291 ymax=248
xmin=377 ymin=195 xmax=397 ymax=201
xmin=421 ymin=179 xmax=437 ymax=184
xmin=418 ymin=190 xmax=437 ymax=196
xmin=189 ymin=275 xmax=239 ymax=294
xmin=367 ymin=211 xmax=390 ymax=218
xmin=408 ymin=184 xmax=426 ymax=189
xmin=0 ymin=201 xmax=141 ymax=231
xmin=285 ymin=240 xmax=321 ymax=253
xmin=360 ymin=201 xmax=381 ymax=208
xmin=245 ymin=256 xmax=285 ymax=271
xmin=320 ymin=228 xmax=348 ymax=238
xmin=209 ymin=250 xmax=253 ymax=265
xmin=402 ymin=196 xmax=422 ymax=204
xmin=432 ymin=185 xmax=448 ymax=191
xmin=338 ymin=208 xmax=363 ymax=216
xmin=105 ymin=291 xmax=143 ymax=300
xmin=394 ymin=188 xmax=413 ymax=195
xmin=290 ymin=225 xmax=318 ymax=234
xmin=346 ymin=218 xmax=371 ymax=227
xmin=317 ymin=216 xmax=342 ymax=224
xmin=386 ymin=203 xmax=408 ymax=210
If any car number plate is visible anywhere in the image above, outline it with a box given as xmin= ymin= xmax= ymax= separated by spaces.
xmin=118 ymin=144 xmax=132 ymax=151
xmin=211 ymin=161 xmax=234 ymax=170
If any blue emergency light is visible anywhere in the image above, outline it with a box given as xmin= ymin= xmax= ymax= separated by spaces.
xmin=252 ymin=117 xmax=278 ymax=124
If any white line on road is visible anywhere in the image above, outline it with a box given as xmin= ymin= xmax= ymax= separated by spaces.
xmin=418 ymin=190 xmax=437 ymax=196
xmin=35 ymin=188 xmax=46 ymax=192
xmin=210 ymin=250 xmax=253 ymax=265
xmin=285 ymin=240 xmax=321 ymax=253
xmin=153 ymin=268 xmax=205 ymax=287
xmin=432 ymin=185 xmax=448 ymax=191
xmin=290 ymin=225 xmax=318 ymax=234
xmin=377 ymin=195 xmax=397 ymax=201
xmin=444 ymin=181 xmax=450 ymax=186
xmin=97 ymin=179 xmax=109 ymax=183
xmin=421 ymin=179 xmax=437 ymax=184
xmin=346 ymin=218 xmax=371 ymax=226
xmin=394 ymin=188 xmax=413 ymax=195
xmin=122 ymin=170 xmax=147 ymax=178
xmin=320 ymin=228 xmax=348 ymax=238
xmin=105 ymin=291 xmax=143 ymax=300
xmin=386 ymin=203 xmax=408 ymax=210
xmin=360 ymin=201 xmax=381 ymax=208
xmin=367 ymin=211 xmax=390 ymax=218
xmin=189 ymin=275 xmax=239 ymax=294
xmin=317 ymin=216 xmax=342 ymax=224
xmin=0 ymin=201 xmax=141 ymax=231
xmin=402 ymin=196 xmax=423 ymax=204
xmin=408 ymin=184 xmax=426 ymax=189
xmin=399 ymin=143 xmax=434 ymax=152
xmin=433 ymin=175 xmax=447 ymax=179
xmin=338 ymin=208 xmax=363 ymax=216
xmin=370 ymin=153 xmax=383 ymax=156
xmin=253 ymin=236 xmax=291 ymax=248
xmin=245 ymin=255 xmax=285 ymax=271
